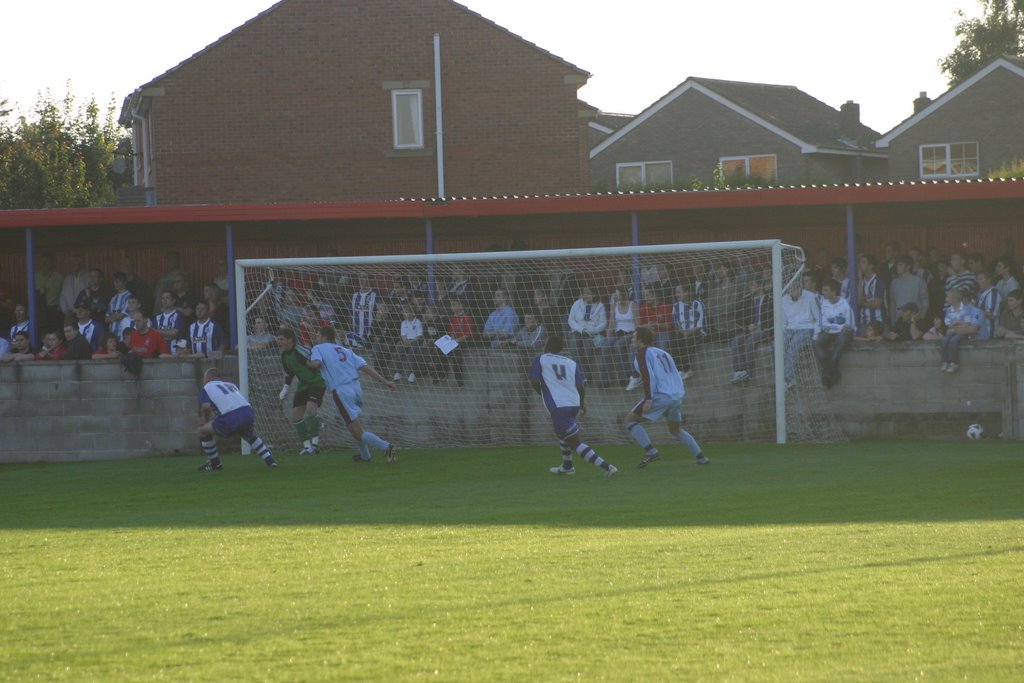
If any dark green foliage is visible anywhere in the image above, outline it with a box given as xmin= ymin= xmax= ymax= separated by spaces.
xmin=940 ymin=0 xmax=1024 ymax=86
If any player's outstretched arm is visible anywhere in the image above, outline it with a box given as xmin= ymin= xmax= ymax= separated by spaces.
xmin=359 ymin=365 xmax=397 ymax=390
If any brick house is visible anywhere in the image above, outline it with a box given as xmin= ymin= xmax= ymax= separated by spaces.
xmin=118 ymin=0 xmax=592 ymax=205
xmin=590 ymin=77 xmax=887 ymax=191
xmin=875 ymin=56 xmax=1024 ymax=181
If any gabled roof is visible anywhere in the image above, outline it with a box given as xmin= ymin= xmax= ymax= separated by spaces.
xmin=589 ymin=112 xmax=634 ymax=135
xmin=121 ymin=0 xmax=589 ymax=125
xmin=590 ymin=76 xmax=883 ymax=159
xmin=876 ymin=55 xmax=1024 ymax=147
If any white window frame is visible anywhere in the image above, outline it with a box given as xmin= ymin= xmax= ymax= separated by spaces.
xmin=718 ymin=154 xmax=778 ymax=182
xmin=615 ymin=160 xmax=673 ymax=189
xmin=918 ymin=142 xmax=979 ymax=179
xmin=391 ymin=89 xmax=424 ymax=150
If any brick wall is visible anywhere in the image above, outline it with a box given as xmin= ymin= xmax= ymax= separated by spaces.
xmin=887 ymin=68 xmax=1024 ymax=180
xmin=144 ymin=0 xmax=590 ymax=204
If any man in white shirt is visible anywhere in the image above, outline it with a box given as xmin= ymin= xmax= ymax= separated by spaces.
xmin=625 ymin=326 xmax=709 ymax=468
xmin=782 ymin=279 xmax=820 ymax=389
xmin=566 ymin=286 xmax=606 ymax=380
xmin=812 ymin=279 xmax=855 ymax=388
xmin=528 ymin=334 xmax=617 ymax=477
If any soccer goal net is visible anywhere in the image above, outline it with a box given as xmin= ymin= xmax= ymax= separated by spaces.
xmin=236 ymin=241 xmax=844 ymax=454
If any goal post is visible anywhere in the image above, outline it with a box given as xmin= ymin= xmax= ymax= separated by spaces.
xmin=235 ymin=240 xmax=843 ymax=453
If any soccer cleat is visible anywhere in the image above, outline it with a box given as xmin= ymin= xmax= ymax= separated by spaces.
xmin=625 ymin=375 xmax=641 ymax=392
xmin=408 ymin=372 xmax=416 ymax=383
xmin=605 ymin=465 xmax=619 ymax=478
xmin=198 ymin=460 xmax=222 ymax=471
xmin=636 ymin=452 xmax=661 ymax=469
xmin=385 ymin=444 xmax=398 ymax=464
xmin=549 ymin=465 xmax=576 ymax=475
xmin=392 ymin=371 xmax=402 ymax=381
xmin=696 ymin=454 xmax=710 ymax=465
xmin=265 ymin=457 xmax=278 ymax=468
xmin=352 ymin=453 xmax=370 ymax=462
xmin=298 ymin=446 xmax=316 ymax=455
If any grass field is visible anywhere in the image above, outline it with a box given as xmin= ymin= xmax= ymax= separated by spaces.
xmin=1 ymin=440 xmax=1022 ymax=681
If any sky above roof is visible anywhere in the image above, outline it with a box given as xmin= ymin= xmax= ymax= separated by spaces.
xmin=1 ymin=0 xmax=981 ymax=134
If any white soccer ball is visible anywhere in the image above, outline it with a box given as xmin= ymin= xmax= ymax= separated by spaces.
xmin=966 ymin=423 xmax=984 ymax=440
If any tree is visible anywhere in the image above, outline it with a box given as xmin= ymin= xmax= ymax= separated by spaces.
xmin=0 ymin=89 xmax=131 ymax=210
xmin=939 ymin=0 xmax=1024 ymax=86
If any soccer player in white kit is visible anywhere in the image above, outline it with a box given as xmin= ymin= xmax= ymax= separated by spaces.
xmin=308 ymin=326 xmax=398 ymax=463
xmin=197 ymin=367 xmax=277 ymax=470
xmin=626 ymin=326 xmax=709 ymax=468
xmin=529 ymin=334 xmax=618 ymax=477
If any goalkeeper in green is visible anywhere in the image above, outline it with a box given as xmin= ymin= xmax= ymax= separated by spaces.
xmin=276 ymin=326 xmax=326 ymax=454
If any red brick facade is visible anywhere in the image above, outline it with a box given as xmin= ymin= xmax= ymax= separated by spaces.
xmin=130 ymin=0 xmax=591 ymax=204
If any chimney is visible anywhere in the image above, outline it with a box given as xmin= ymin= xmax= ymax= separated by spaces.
xmin=839 ymin=100 xmax=860 ymax=139
xmin=913 ymin=91 xmax=931 ymax=114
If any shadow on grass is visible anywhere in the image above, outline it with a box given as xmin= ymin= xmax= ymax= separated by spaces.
xmin=1 ymin=442 xmax=1022 ymax=530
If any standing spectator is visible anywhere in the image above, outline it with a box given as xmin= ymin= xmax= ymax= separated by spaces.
xmin=212 ymin=255 xmax=230 ymax=293
xmin=669 ymin=282 xmax=707 ymax=380
xmin=445 ymin=265 xmax=471 ymax=304
xmin=889 ymin=255 xmax=928 ymax=317
xmin=885 ymin=303 xmax=925 ymax=341
xmin=247 ymin=316 xmax=276 ymax=350
xmin=0 ymin=332 xmax=35 ymax=362
xmin=966 ymin=253 xmax=987 ymax=280
xmin=881 ymin=241 xmax=901 ymax=283
xmin=91 ymin=333 xmax=123 ymax=360
xmin=154 ymin=290 xmax=186 ymax=346
xmin=944 ymin=251 xmax=976 ymax=297
xmin=858 ymin=255 xmax=888 ymax=330
xmin=830 ymin=258 xmax=851 ymax=300
xmin=813 ymin=279 xmax=855 ymax=388
xmin=484 ymin=289 xmax=520 ymax=349
xmin=62 ymin=324 xmax=93 ymax=360
xmin=8 ymin=303 xmax=30 ymax=341
xmin=298 ymin=305 xmax=320 ymax=348
xmin=202 ymin=283 xmax=230 ymax=331
xmin=782 ymin=280 xmax=820 ymax=389
xmin=35 ymin=331 xmax=68 ymax=361
xmin=60 ymin=253 xmax=89 ymax=324
xmin=996 ymin=290 xmax=1024 ymax=339
xmin=125 ymin=295 xmax=151 ymax=329
xmin=975 ymin=270 xmax=1002 ymax=339
xmin=73 ymin=305 xmax=104 ymax=352
xmin=0 ymin=265 xmax=15 ymax=331
xmin=446 ymin=298 xmax=474 ymax=387
xmin=394 ymin=305 xmax=424 ymax=383
xmin=993 ymin=258 xmax=1021 ymax=301
xmin=565 ymin=286 xmax=603 ymax=377
xmin=128 ymin=311 xmax=169 ymax=358
xmin=182 ymin=302 xmax=226 ymax=358
xmin=908 ymin=246 xmax=931 ymax=282
xmin=729 ymin=276 xmax=771 ymax=384
xmin=105 ymin=273 xmax=133 ymax=340
xmin=170 ymin=275 xmax=196 ymax=322
xmin=35 ymin=253 xmax=63 ymax=334
xmin=532 ymin=288 xmax=562 ymax=340
xmin=350 ymin=275 xmax=377 ymax=348
xmin=122 ymin=258 xmax=152 ymax=315
xmin=153 ymin=250 xmax=189 ymax=314
xmin=940 ymin=287 xmax=986 ymax=373
xmin=73 ymin=268 xmax=111 ymax=325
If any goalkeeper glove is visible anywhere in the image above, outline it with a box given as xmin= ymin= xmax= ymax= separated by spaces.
xmin=278 ymin=385 xmax=289 ymax=400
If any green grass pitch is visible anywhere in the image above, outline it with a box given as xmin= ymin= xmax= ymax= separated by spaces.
xmin=1 ymin=440 xmax=1022 ymax=681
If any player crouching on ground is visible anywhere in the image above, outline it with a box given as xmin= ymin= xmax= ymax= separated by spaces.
xmin=626 ymin=326 xmax=709 ymax=468
xmin=197 ymin=368 xmax=278 ymax=470
xmin=529 ymin=334 xmax=618 ymax=478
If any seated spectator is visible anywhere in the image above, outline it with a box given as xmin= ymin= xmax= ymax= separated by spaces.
xmin=73 ymin=305 xmax=104 ymax=352
xmin=729 ymin=276 xmax=771 ymax=384
xmin=127 ymin=311 xmax=169 ymax=358
xmin=996 ymin=289 xmax=1024 ymax=339
xmin=854 ymin=320 xmax=885 ymax=341
xmin=608 ymin=269 xmax=637 ymax=306
xmin=993 ymin=257 xmax=1021 ymax=301
xmin=670 ymin=282 xmax=707 ymax=381
xmin=532 ymin=288 xmax=562 ymax=339
xmin=884 ymin=303 xmax=925 ymax=341
xmin=445 ymin=266 xmax=471 ymax=304
xmin=154 ymin=290 xmax=186 ymax=346
xmin=600 ymin=287 xmax=637 ymax=386
xmin=247 ymin=316 xmax=276 ymax=349
xmin=813 ymin=278 xmax=855 ymax=388
xmin=8 ymin=303 xmax=30 ymax=340
xmin=35 ymin=331 xmax=68 ymax=360
xmin=105 ymin=272 xmax=133 ymax=341
xmin=419 ymin=304 xmax=446 ymax=381
xmin=975 ymin=270 xmax=1001 ymax=339
xmin=180 ymin=302 xmax=226 ymax=358
xmin=922 ymin=316 xmax=947 ymax=341
xmin=393 ymin=305 xmax=423 ymax=383
xmin=782 ymin=280 xmax=819 ymax=389
xmin=73 ymin=268 xmax=112 ymax=325
xmin=0 ymin=336 xmax=8 ymax=357
xmin=444 ymin=298 xmax=474 ymax=387
xmin=940 ymin=287 xmax=985 ymax=374
xmin=483 ymin=289 xmax=520 ymax=349
xmin=0 ymin=332 xmax=35 ymax=362
xmin=62 ymin=324 xmax=93 ymax=360
xmin=91 ymin=332 xmax=123 ymax=360
xmin=507 ymin=312 xmax=546 ymax=351
xmin=566 ymin=286 xmax=604 ymax=377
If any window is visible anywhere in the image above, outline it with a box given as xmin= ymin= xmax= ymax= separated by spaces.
xmin=392 ymin=89 xmax=424 ymax=149
xmin=919 ymin=142 xmax=978 ymax=178
xmin=615 ymin=161 xmax=673 ymax=189
xmin=719 ymin=155 xmax=778 ymax=182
